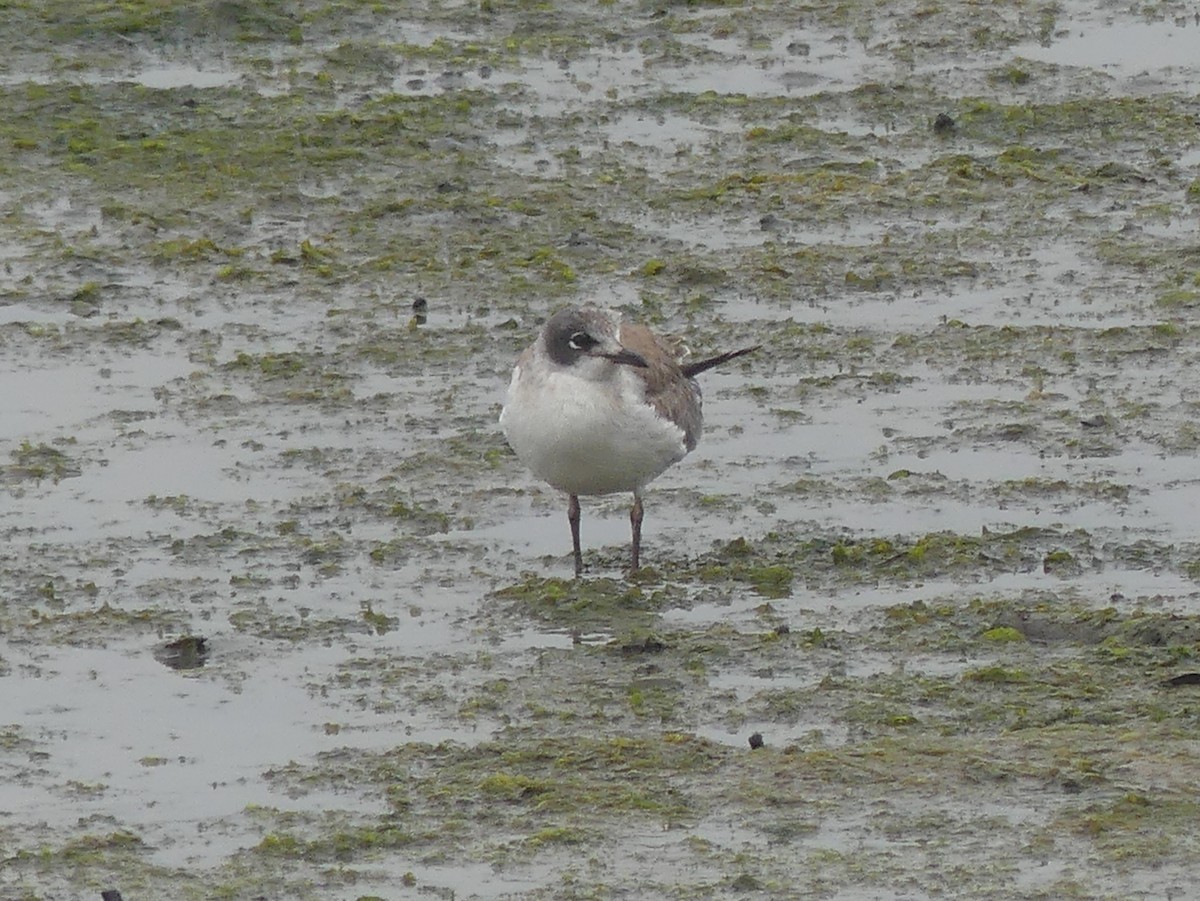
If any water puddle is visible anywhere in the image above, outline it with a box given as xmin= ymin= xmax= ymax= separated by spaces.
xmin=1018 ymin=16 xmax=1200 ymax=76
xmin=0 ymin=59 xmax=241 ymax=89
xmin=5 ymin=0 xmax=1200 ymax=896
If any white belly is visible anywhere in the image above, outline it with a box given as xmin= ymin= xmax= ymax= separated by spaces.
xmin=500 ymin=364 xmax=689 ymax=496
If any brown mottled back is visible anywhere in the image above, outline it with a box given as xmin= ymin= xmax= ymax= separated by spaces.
xmin=618 ymin=321 xmax=703 ymax=451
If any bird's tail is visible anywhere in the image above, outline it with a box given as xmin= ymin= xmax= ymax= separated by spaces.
xmin=681 ymin=344 xmax=760 ymax=378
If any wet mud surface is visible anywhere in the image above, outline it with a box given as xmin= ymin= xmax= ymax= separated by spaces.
xmin=4 ymin=1 xmax=1200 ymax=898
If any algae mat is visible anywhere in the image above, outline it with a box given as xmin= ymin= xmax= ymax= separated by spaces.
xmin=3 ymin=1 xmax=1200 ymax=899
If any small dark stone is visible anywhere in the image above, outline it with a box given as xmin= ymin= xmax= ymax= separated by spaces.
xmin=1164 ymin=672 xmax=1200 ymax=688
xmin=411 ymin=296 xmax=428 ymax=313
xmin=932 ymin=112 xmax=956 ymax=134
xmin=101 ymin=892 xmax=124 ymax=901
xmin=774 ymin=623 xmax=790 ymax=636
xmin=619 ymin=635 xmax=667 ymax=655
xmin=748 ymin=732 xmax=764 ymax=750
xmin=1079 ymin=414 xmax=1108 ymax=429
xmin=154 ymin=635 xmax=208 ymax=670
xmin=730 ymin=873 xmax=763 ymax=891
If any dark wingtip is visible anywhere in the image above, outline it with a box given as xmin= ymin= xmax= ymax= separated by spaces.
xmin=681 ymin=344 xmax=761 ymax=378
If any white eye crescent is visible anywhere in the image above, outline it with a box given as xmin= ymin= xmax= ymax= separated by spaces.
xmin=568 ymin=331 xmax=597 ymax=351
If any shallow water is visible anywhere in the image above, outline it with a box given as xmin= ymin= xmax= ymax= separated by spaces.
xmin=4 ymin=0 xmax=1200 ymax=898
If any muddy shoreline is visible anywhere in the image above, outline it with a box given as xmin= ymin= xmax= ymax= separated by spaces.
xmin=4 ymin=1 xmax=1200 ymax=898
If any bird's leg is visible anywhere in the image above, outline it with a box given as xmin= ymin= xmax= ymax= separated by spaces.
xmin=629 ymin=493 xmax=644 ymax=574
xmin=568 ymin=494 xmax=583 ymax=577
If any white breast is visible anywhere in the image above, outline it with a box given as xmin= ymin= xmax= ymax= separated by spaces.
xmin=500 ymin=361 xmax=689 ymax=496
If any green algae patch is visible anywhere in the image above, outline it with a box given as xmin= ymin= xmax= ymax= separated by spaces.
xmin=4 ymin=827 xmax=171 ymax=897
xmin=259 ymin=733 xmax=729 ymax=868
xmin=492 ymin=575 xmax=678 ymax=630
xmin=981 ymin=626 xmax=1024 ymax=643
xmin=684 ymin=527 xmax=1116 ymax=594
xmin=7 ymin=0 xmax=1200 ymax=898
xmin=3 ymin=440 xmax=80 ymax=483
xmin=19 ymin=602 xmax=187 ymax=646
xmin=963 ymin=665 xmax=1030 ymax=684
xmin=1056 ymin=793 xmax=1200 ymax=864
xmin=696 ymin=559 xmax=794 ymax=598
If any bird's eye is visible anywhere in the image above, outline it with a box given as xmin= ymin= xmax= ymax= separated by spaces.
xmin=568 ymin=331 xmax=597 ymax=351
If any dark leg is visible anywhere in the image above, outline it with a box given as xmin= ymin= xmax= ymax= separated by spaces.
xmin=629 ymin=494 xmax=644 ymax=573
xmin=568 ymin=494 xmax=583 ymax=576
